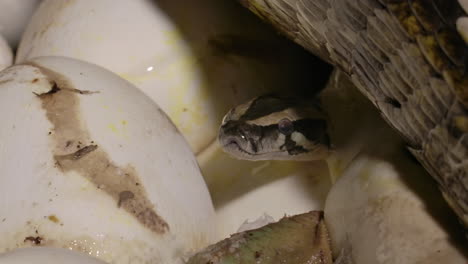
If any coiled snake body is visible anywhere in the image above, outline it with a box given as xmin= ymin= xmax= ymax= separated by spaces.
xmin=233 ymin=0 xmax=468 ymax=231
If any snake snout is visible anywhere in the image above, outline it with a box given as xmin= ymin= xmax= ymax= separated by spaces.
xmin=219 ymin=130 xmax=250 ymax=155
xmin=224 ymin=136 xmax=243 ymax=149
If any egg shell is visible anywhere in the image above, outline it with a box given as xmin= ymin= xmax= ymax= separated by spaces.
xmin=0 ymin=0 xmax=40 ymax=47
xmin=0 ymin=248 xmax=108 ymax=264
xmin=324 ymin=153 xmax=468 ymax=264
xmin=0 ymin=33 xmax=12 ymax=71
xmin=456 ymin=17 xmax=468 ymax=44
xmin=0 ymin=56 xmax=216 ymax=264
xmin=198 ymin=141 xmax=332 ymax=239
xmin=16 ymin=0 xmax=324 ymax=154
xmin=459 ymin=0 xmax=468 ymax=14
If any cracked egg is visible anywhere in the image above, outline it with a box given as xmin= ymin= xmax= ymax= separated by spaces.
xmin=0 ymin=56 xmax=216 ymax=264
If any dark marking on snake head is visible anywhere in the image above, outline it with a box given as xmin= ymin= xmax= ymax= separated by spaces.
xmin=281 ymin=135 xmax=308 ymax=155
xmin=294 ymin=119 xmax=330 ymax=147
xmin=248 ymin=138 xmax=258 ymax=153
xmin=240 ymin=94 xmax=295 ymax=121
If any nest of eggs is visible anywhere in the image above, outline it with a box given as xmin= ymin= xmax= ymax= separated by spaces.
xmin=0 ymin=1 xmax=466 ymax=264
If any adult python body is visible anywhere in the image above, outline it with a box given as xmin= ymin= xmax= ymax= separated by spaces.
xmin=235 ymin=0 xmax=468 ymax=231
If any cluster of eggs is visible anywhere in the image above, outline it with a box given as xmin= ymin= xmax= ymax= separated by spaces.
xmin=0 ymin=1 xmax=332 ymax=263
xmin=0 ymin=1 xmax=466 ymax=264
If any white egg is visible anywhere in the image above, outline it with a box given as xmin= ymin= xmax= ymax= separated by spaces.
xmin=0 ymin=56 xmax=216 ymax=264
xmin=319 ymin=70 xmax=468 ymax=263
xmin=197 ymin=141 xmax=332 ymax=239
xmin=16 ymin=0 xmax=320 ymax=154
xmin=0 ymin=0 xmax=40 ymax=47
xmin=324 ymin=153 xmax=468 ymax=263
xmin=456 ymin=16 xmax=468 ymax=44
xmin=459 ymin=0 xmax=468 ymax=14
xmin=0 ymin=248 xmax=108 ymax=264
xmin=0 ymin=33 xmax=12 ymax=71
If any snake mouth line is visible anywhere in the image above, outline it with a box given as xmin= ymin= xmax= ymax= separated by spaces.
xmin=224 ymin=141 xmax=285 ymax=158
xmin=225 ymin=141 xmax=256 ymax=156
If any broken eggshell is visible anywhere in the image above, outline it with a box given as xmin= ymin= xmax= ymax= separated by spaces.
xmin=0 ymin=34 xmax=12 ymax=71
xmin=197 ymin=141 xmax=332 ymax=239
xmin=457 ymin=0 xmax=468 ymax=43
xmin=16 ymin=0 xmax=322 ymax=154
xmin=0 ymin=56 xmax=216 ymax=264
xmin=0 ymin=248 xmax=107 ymax=264
xmin=187 ymin=211 xmax=333 ymax=264
xmin=324 ymin=153 xmax=468 ymax=263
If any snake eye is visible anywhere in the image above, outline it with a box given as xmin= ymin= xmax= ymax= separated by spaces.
xmin=278 ymin=118 xmax=294 ymax=135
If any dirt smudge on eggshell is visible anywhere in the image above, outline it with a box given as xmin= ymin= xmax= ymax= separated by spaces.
xmin=24 ymin=236 xmax=43 ymax=245
xmin=27 ymin=62 xmax=169 ymax=234
xmin=48 ymin=215 xmax=60 ymax=224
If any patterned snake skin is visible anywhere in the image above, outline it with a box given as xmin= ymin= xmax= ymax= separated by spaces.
xmin=238 ymin=0 xmax=468 ymax=229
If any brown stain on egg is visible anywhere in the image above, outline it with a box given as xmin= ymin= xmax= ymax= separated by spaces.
xmin=48 ymin=215 xmax=60 ymax=223
xmin=27 ymin=62 xmax=169 ymax=234
xmin=0 ymin=79 xmax=13 ymax=85
xmin=24 ymin=236 xmax=43 ymax=245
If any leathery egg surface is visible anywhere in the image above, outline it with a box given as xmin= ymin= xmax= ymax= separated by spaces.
xmin=0 ymin=0 xmax=40 ymax=47
xmin=0 ymin=248 xmax=107 ymax=264
xmin=0 ymin=34 xmax=12 ymax=71
xmin=0 ymin=56 xmax=216 ymax=264
xmin=324 ymin=154 xmax=468 ymax=264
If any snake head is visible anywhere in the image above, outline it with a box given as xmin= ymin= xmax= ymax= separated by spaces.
xmin=218 ymin=94 xmax=331 ymax=161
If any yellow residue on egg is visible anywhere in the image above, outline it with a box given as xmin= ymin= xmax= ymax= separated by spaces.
xmin=357 ymin=166 xmax=372 ymax=184
xmin=356 ymin=162 xmax=406 ymax=193
xmin=163 ymin=29 xmax=185 ymax=47
xmin=165 ymin=54 xmax=210 ymax=137
xmin=117 ymin=29 xmax=212 ymax=148
xmin=48 ymin=215 xmax=60 ymax=223
xmin=107 ymin=121 xmax=129 ymax=139
xmin=79 ymin=179 xmax=94 ymax=191
xmin=326 ymin=156 xmax=345 ymax=184
xmin=108 ymin=123 xmax=118 ymax=133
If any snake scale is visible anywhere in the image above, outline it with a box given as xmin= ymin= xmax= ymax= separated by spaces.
xmin=230 ymin=0 xmax=468 ymax=231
